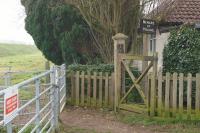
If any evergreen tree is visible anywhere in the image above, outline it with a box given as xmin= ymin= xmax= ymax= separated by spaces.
xmin=22 ymin=0 xmax=90 ymax=65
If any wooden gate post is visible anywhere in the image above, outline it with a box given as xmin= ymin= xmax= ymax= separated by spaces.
xmin=112 ymin=33 xmax=128 ymax=112
xmin=150 ymin=53 xmax=158 ymax=116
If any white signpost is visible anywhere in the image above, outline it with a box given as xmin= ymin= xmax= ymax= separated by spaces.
xmin=4 ymin=87 xmax=19 ymax=125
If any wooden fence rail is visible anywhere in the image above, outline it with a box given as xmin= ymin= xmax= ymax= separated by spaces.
xmin=148 ymin=72 xmax=200 ymax=119
xmin=70 ymin=71 xmax=115 ymax=109
xmin=69 ymin=70 xmax=200 ymax=119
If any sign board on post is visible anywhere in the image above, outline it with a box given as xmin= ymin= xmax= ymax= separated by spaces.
xmin=4 ymin=87 xmax=19 ymax=125
xmin=139 ymin=19 xmax=156 ymax=34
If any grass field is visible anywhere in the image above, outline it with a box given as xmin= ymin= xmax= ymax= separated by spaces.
xmin=0 ymin=43 xmax=49 ymax=85
xmin=0 ymin=43 xmax=47 ymax=71
xmin=0 ymin=43 xmax=40 ymax=57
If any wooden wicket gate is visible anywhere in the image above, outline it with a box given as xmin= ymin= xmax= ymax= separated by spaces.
xmin=115 ymin=54 xmax=158 ymax=115
xmin=112 ymin=33 xmax=158 ymax=115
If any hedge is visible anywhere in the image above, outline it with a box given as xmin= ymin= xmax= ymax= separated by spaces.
xmin=163 ymin=26 xmax=200 ymax=75
xmin=67 ymin=64 xmax=114 ymax=73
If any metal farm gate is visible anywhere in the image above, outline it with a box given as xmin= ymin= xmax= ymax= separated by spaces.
xmin=0 ymin=64 xmax=66 ymax=133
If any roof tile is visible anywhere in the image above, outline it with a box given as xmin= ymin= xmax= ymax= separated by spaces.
xmin=151 ymin=0 xmax=200 ymax=23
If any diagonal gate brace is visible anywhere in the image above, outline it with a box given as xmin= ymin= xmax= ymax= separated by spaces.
xmin=120 ymin=61 xmax=153 ymax=105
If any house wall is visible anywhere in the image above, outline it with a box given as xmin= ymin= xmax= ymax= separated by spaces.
xmin=145 ymin=29 xmax=170 ymax=69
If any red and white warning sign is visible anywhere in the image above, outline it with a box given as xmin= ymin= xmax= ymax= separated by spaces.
xmin=4 ymin=87 xmax=19 ymax=125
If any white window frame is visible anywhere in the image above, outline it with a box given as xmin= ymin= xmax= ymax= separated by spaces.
xmin=149 ymin=34 xmax=156 ymax=54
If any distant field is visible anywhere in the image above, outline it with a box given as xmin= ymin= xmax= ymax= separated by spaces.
xmin=0 ymin=43 xmax=39 ymax=57
xmin=0 ymin=43 xmax=48 ymax=85
xmin=0 ymin=43 xmax=47 ymax=71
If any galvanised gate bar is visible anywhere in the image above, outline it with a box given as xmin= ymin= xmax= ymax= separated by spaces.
xmin=0 ymin=64 xmax=66 ymax=133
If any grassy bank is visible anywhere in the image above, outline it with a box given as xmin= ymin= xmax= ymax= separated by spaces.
xmin=118 ymin=111 xmax=200 ymax=133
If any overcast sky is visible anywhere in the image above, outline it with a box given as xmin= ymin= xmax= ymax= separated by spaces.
xmin=0 ymin=0 xmax=34 ymax=45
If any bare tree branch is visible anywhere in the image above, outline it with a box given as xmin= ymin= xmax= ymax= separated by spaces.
xmin=65 ymin=0 xmax=159 ymax=63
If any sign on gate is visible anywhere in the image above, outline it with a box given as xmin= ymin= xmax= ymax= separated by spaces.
xmin=4 ymin=87 xmax=19 ymax=125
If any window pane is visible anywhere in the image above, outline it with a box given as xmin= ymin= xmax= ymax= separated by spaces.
xmin=149 ymin=34 xmax=156 ymax=53
xmin=154 ymin=43 xmax=156 ymax=52
xmin=150 ymin=42 xmax=153 ymax=52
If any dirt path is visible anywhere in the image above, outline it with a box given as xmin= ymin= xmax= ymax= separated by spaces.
xmin=59 ymin=106 xmax=159 ymax=133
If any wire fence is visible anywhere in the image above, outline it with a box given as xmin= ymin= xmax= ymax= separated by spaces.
xmin=0 ymin=66 xmax=47 ymax=90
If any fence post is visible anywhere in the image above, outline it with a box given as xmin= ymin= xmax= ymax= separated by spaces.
xmin=93 ymin=72 xmax=97 ymax=107
xmin=87 ymin=71 xmax=91 ymax=106
xmin=50 ymin=66 xmax=59 ymax=131
xmin=75 ymin=71 xmax=80 ymax=106
xmin=54 ymin=84 xmax=59 ymax=132
xmin=157 ymin=68 xmax=163 ymax=116
xmin=179 ymin=73 xmax=184 ymax=118
xmin=112 ymin=33 xmax=128 ymax=112
xmin=62 ymin=65 xmax=66 ymax=112
xmin=59 ymin=65 xmax=66 ymax=113
xmin=150 ymin=53 xmax=158 ymax=116
xmin=165 ymin=72 xmax=170 ymax=117
xmin=55 ymin=67 xmax=61 ymax=113
xmin=196 ymin=73 xmax=200 ymax=117
xmin=81 ymin=71 xmax=85 ymax=106
xmin=110 ymin=73 xmax=115 ymax=109
xmin=71 ymin=71 xmax=75 ymax=104
xmin=99 ymin=72 xmax=103 ymax=107
xmin=172 ymin=73 xmax=178 ymax=117
xmin=6 ymin=66 xmax=13 ymax=133
xmin=105 ymin=72 xmax=109 ymax=107
xmin=187 ymin=73 xmax=192 ymax=120
xmin=35 ymin=79 xmax=40 ymax=133
xmin=45 ymin=61 xmax=50 ymax=83
xmin=6 ymin=122 xmax=12 ymax=133
xmin=5 ymin=71 xmax=11 ymax=86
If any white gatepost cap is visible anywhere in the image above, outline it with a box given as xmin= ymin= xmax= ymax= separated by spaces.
xmin=112 ymin=33 xmax=128 ymax=40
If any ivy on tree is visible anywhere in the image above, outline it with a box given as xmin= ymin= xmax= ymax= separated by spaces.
xmin=163 ymin=26 xmax=200 ymax=75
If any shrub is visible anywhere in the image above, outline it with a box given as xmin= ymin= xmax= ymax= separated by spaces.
xmin=68 ymin=64 xmax=114 ymax=73
xmin=163 ymin=26 xmax=200 ymax=75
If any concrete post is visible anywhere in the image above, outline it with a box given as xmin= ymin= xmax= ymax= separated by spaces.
xmin=112 ymin=33 xmax=128 ymax=112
